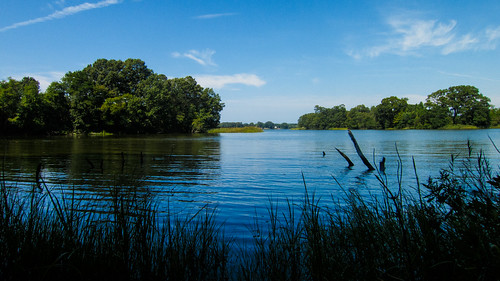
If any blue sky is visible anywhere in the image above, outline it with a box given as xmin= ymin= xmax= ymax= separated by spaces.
xmin=1 ymin=0 xmax=500 ymax=123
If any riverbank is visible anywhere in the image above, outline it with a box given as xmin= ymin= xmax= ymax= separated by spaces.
xmin=1 ymin=150 xmax=499 ymax=280
xmin=208 ymin=126 xmax=263 ymax=133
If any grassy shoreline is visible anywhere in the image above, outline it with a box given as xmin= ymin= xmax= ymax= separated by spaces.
xmin=207 ymin=126 xmax=263 ymax=133
xmin=2 ymin=150 xmax=500 ymax=280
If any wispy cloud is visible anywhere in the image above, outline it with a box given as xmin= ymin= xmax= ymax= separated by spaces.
xmin=172 ymin=49 xmax=217 ymax=66
xmin=194 ymin=74 xmax=266 ymax=89
xmin=194 ymin=13 xmax=237 ymax=20
xmin=350 ymin=15 xmax=500 ymax=58
xmin=0 ymin=0 xmax=121 ymax=32
xmin=13 ymin=71 xmax=66 ymax=91
xmin=439 ymin=71 xmax=500 ymax=83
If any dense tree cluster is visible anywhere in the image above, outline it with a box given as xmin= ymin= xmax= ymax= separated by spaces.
xmin=0 ymin=59 xmax=224 ymax=135
xmin=298 ymin=85 xmax=496 ymax=130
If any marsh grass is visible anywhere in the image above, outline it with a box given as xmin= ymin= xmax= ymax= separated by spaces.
xmin=238 ymin=147 xmax=500 ymax=281
xmin=2 ymin=145 xmax=500 ymax=280
xmin=0 ymin=173 xmax=230 ymax=281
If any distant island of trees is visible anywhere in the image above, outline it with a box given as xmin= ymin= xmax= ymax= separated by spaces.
xmin=0 ymin=58 xmax=224 ymax=136
xmin=298 ymin=85 xmax=500 ymax=130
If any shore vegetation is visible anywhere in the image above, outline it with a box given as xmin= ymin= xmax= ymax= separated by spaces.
xmin=208 ymin=126 xmax=263 ymax=133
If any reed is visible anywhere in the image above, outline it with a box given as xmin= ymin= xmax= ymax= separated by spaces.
xmin=238 ymin=146 xmax=500 ymax=280
xmin=0 ymin=175 xmax=230 ymax=281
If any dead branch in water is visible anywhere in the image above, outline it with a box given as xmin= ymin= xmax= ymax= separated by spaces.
xmin=335 ymin=148 xmax=354 ymax=167
xmin=348 ymin=130 xmax=375 ymax=171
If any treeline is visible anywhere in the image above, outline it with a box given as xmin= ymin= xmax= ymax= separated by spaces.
xmin=298 ymin=85 xmax=500 ymax=130
xmin=219 ymin=121 xmax=298 ymax=129
xmin=0 ymin=58 xmax=224 ymax=136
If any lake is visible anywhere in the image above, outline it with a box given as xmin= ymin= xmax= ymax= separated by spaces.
xmin=2 ymin=129 xmax=500 ymax=244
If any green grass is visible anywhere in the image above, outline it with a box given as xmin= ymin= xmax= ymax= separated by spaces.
xmin=88 ymin=130 xmax=114 ymax=136
xmin=208 ymin=126 xmax=263 ymax=133
xmin=440 ymin=124 xmax=479 ymax=130
xmin=2 ymin=146 xmax=500 ymax=280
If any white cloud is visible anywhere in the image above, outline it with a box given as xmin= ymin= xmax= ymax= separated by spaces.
xmin=194 ymin=13 xmax=237 ymax=20
xmin=0 ymin=0 xmax=121 ymax=32
xmin=172 ymin=49 xmax=217 ymax=66
xmin=194 ymin=74 xmax=266 ymax=89
xmin=484 ymin=26 xmax=500 ymax=49
xmin=487 ymin=26 xmax=500 ymax=41
xmin=396 ymin=19 xmax=456 ymax=50
xmin=442 ymin=34 xmax=478 ymax=54
xmin=13 ymin=71 xmax=65 ymax=91
xmin=351 ymin=15 xmax=500 ymax=58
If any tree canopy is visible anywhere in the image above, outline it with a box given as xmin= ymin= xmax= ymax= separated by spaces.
xmin=298 ymin=85 xmax=495 ymax=130
xmin=0 ymin=58 xmax=224 ymax=135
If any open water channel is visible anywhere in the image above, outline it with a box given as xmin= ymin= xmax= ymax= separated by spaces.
xmin=2 ymin=129 xmax=500 ymax=244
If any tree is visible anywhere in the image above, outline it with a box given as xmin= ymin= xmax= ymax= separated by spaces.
xmin=0 ymin=78 xmax=23 ymax=134
xmin=490 ymin=107 xmax=500 ymax=127
xmin=426 ymin=85 xmax=491 ymax=127
xmin=312 ymin=105 xmax=347 ymax=129
xmin=1 ymin=59 xmax=224 ymax=135
xmin=11 ymin=77 xmax=45 ymax=133
xmin=100 ymin=94 xmax=146 ymax=133
xmin=394 ymin=103 xmax=428 ymax=129
xmin=61 ymin=69 xmax=104 ymax=132
xmin=140 ymin=74 xmax=224 ymax=133
xmin=298 ymin=113 xmax=319 ymax=129
xmin=346 ymin=105 xmax=377 ymax=129
xmin=374 ymin=96 xmax=408 ymax=129
xmin=43 ymin=82 xmax=71 ymax=133
xmin=84 ymin=58 xmax=153 ymax=97
xmin=191 ymin=88 xmax=224 ymax=133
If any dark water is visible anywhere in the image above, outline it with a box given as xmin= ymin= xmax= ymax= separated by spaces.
xmin=2 ymin=129 xmax=500 ymax=243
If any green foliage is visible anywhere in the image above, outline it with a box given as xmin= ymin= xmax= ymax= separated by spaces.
xmin=490 ymin=107 xmax=500 ymax=127
xmin=140 ymin=74 xmax=224 ymax=133
xmin=0 ymin=78 xmax=27 ymax=134
xmin=346 ymin=104 xmax=377 ymax=129
xmin=100 ymin=94 xmax=146 ymax=133
xmin=9 ymin=78 xmax=46 ymax=133
xmin=298 ymin=85 xmax=493 ymax=130
xmin=374 ymin=96 xmax=408 ymax=129
xmin=394 ymin=102 xmax=428 ymax=129
xmin=0 ymin=58 xmax=224 ymax=135
xmin=44 ymin=82 xmax=72 ymax=133
xmin=298 ymin=105 xmax=348 ymax=129
xmin=426 ymin=85 xmax=491 ymax=127
xmin=297 ymin=113 xmax=319 ymax=129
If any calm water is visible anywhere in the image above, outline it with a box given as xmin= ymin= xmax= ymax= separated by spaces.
xmin=2 ymin=129 xmax=500 ymax=243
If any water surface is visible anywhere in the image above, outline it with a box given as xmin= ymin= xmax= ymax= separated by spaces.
xmin=2 ymin=129 xmax=500 ymax=243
